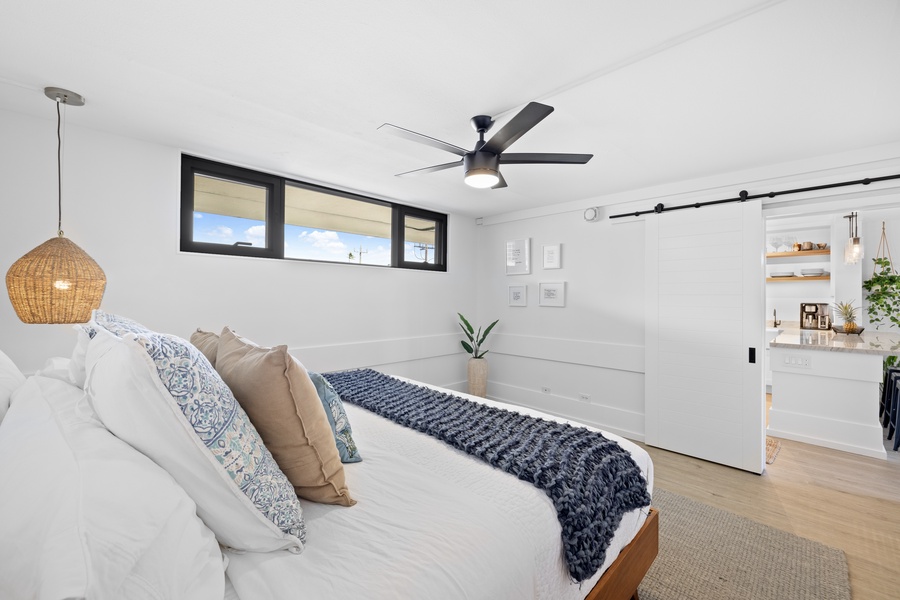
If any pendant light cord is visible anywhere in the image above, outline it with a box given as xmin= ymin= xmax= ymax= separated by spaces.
xmin=56 ymin=99 xmax=63 ymax=237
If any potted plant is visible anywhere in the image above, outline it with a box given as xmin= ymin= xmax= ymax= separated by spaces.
xmin=458 ymin=313 xmax=499 ymax=397
xmin=833 ymin=300 xmax=859 ymax=333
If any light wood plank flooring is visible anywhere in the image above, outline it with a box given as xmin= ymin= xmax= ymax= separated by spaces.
xmin=638 ymin=435 xmax=900 ymax=600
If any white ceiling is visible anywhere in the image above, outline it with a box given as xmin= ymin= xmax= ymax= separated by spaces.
xmin=2 ymin=0 xmax=899 ymax=218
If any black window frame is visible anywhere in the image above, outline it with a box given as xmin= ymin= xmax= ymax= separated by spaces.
xmin=181 ymin=155 xmax=448 ymax=271
xmin=394 ymin=205 xmax=447 ymax=271
xmin=181 ymin=156 xmax=284 ymax=259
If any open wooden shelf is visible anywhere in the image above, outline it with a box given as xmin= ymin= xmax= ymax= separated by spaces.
xmin=766 ymin=275 xmax=831 ymax=282
xmin=766 ymin=249 xmax=830 ymax=258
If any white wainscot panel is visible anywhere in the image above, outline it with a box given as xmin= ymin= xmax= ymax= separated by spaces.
xmin=486 ymin=351 xmax=646 ymax=442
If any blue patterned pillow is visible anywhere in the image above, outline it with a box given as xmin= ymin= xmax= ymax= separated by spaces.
xmin=309 ymin=371 xmax=361 ymax=463
xmin=85 ymin=310 xmax=305 ymax=551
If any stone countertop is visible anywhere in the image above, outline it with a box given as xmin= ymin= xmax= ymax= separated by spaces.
xmin=770 ymin=323 xmax=900 ymax=356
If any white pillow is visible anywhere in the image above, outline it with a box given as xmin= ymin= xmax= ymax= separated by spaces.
xmin=83 ymin=311 xmax=305 ymax=553
xmin=0 ymin=348 xmax=26 ymax=423
xmin=0 ymin=375 xmax=225 ymax=600
xmin=68 ymin=323 xmax=91 ymax=388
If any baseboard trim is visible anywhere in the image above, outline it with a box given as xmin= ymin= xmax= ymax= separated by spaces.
xmin=489 ymin=381 xmax=644 ymax=442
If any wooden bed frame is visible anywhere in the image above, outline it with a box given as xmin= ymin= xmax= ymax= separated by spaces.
xmin=584 ymin=508 xmax=659 ymax=600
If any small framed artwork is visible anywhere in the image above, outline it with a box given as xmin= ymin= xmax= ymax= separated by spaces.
xmin=506 ymin=238 xmax=531 ymax=275
xmin=539 ymin=282 xmax=566 ymax=307
xmin=542 ymin=243 xmax=561 ymax=269
xmin=508 ymin=285 xmax=527 ymax=307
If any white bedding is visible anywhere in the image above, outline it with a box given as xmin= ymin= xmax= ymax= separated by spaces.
xmin=225 ymin=378 xmax=653 ymax=600
xmin=0 ymin=373 xmax=226 ymax=599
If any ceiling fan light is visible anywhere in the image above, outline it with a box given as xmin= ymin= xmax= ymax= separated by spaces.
xmin=465 ymin=169 xmax=500 ymax=188
xmin=463 ymin=152 xmax=500 ymax=189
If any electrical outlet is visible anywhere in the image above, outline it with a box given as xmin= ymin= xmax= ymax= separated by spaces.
xmin=578 ymin=393 xmax=591 ymax=402
xmin=541 ymin=386 xmax=551 ymax=394
xmin=783 ymin=354 xmax=811 ymax=368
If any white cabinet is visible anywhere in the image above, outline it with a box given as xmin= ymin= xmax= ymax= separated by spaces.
xmin=764 ymin=327 xmax=782 ymax=390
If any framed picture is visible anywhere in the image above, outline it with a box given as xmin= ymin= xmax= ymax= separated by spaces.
xmin=506 ymin=238 xmax=531 ymax=275
xmin=539 ymin=282 xmax=566 ymax=307
xmin=508 ymin=285 xmax=527 ymax=307
xmin=542 ymin=243 xmax=561 ymax=269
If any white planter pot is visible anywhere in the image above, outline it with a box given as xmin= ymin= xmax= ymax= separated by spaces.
xmin=467 ymin=357 xmax=488 ymax=398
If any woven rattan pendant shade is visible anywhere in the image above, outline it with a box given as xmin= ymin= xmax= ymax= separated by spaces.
xmin=5 ymin=87 xmax=105 ymax=324
xmin=6 ymin=235 xmax=106 ymax=324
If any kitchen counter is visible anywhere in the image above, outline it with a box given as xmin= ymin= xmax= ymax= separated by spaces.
xmin=767 ymin=323 xmax=895 ymax=459
xmin=770 ymin=327 xmax=900 ymax=356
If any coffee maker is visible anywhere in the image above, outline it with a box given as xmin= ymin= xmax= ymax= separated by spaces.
xmin=800 ymin=303 xmax=831 ymax=330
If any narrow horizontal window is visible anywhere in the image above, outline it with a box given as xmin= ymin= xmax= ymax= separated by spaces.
xmin=181 ymin=155 xmax=446 ymax=271
xmin=285 ymin=183 xmax=392 ymax=266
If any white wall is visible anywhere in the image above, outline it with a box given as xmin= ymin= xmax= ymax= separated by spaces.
xmin=475 ymin=145 xmax=900 ymax=442
xmin=474 ymin=211 xmax=647 ymax=440
xmin=0 ymin=108 xmax=478 ymax=384
xmin=5 ymin=105 xmax=898 ymax=443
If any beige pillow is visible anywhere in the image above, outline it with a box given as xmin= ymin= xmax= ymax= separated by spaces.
xmin=190 ymin=329 xmax=220 ymax=367
xmin=215 ymin=327 xmax=355 ymax=507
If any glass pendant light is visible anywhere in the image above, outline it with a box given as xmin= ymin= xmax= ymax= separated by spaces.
xmin=843 ymin=211 xmax=863 ymax=265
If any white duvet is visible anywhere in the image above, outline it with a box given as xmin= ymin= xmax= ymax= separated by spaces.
xmin=225 ymin=379 xmax=653 ymax=600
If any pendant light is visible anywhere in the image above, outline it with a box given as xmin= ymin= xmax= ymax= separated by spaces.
xmin=843 ymin=211 xmax=863 ymax=265
xmin=5 ymin=87 xmax=106 ymax=324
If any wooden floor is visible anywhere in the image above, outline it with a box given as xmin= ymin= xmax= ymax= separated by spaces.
xmin=638 ymin=433 xmax=900 ymax=600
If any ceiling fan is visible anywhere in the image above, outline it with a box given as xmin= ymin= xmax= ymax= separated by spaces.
xmin=379 ymin=102 xmax=592 ymax=189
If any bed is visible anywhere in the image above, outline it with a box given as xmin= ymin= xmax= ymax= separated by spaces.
xmin=0 ymin=311 xmax=656 ymax=600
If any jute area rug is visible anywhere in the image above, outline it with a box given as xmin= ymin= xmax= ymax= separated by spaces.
xmin=637 ymin=488 xmax=850 ymax=600
xmin=765 ymin=437 xmax=782 ymax=464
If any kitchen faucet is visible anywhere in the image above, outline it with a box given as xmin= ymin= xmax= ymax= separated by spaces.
xmin=773 ymin=309 xmax=781 ymax=327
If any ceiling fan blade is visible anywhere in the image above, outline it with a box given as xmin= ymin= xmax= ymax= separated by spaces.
xmin=379 ymin=123 xmax=469 ymax=157
xmin=396 ymin=160 xmax=463 ymax=177
xmin=499 ymin=153 xmax=593 ymax=165
xmin=480 ymin=102 xmax=554 ymax=155
xmin=492 ymin=172 xmax=508 ymax=189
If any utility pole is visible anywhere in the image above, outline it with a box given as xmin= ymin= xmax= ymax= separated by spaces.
xmin=413 ymin=243 xmax=430 ymax=263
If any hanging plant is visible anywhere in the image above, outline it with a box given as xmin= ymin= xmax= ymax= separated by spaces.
xmin=862 ymin=259 xmax=900 ymax=328
xmin=862 ymin=222 xmax=900 ymax=330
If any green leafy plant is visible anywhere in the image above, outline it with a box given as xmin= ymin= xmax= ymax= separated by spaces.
xmin=458 ymin=313 xmax=499 ymax=359
xmin=862 ymin=256 xmax=900 ymax=330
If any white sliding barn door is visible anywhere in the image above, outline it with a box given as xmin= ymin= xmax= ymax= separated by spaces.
xmin=645 ymin=201 xmax=765 ymax=473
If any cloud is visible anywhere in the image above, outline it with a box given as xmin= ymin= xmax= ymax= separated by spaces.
xmin=194 ymin=213 xmax=203 ymax=219
xmin=210 ymin=225 xmax=234 ymax=238
xmin=302 ymin=230 xmax=348 ymax=254
xmin=245 ymin=225 xmax=266 ymax=242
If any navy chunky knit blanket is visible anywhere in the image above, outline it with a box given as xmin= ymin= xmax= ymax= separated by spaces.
xmin=323 ymin=369 xmax=651 ymax=582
